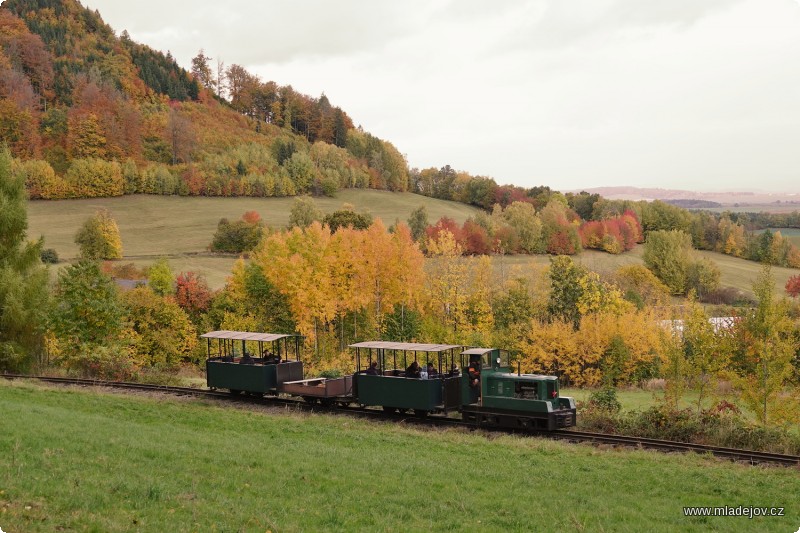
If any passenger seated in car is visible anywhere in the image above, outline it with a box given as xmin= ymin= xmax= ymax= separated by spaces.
xmin=405 ymin=361 xmax=421 ymax=378
xmin=262 ymin=351 xmax=281 ymax=364
xmin=239 ymin=352 xmax=254 ymax=365
xmin=426 ymin=362 xmax=438 ymax=376
xmin=365 ymin=361 xmax=379 ymax=375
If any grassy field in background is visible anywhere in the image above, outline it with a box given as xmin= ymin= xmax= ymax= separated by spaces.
xmin=27 ymin=190 xmax=480 ymax=259
xmin=28 ymin=193 xmax=798 ymax=292
xmin=2 ymin=380 xmax=798 ymax=532
xmin=764 ymin=228 xmax=800 ymax=247
xmin=497 ymin=247 xmax=798 ymax=299
xmin=701 ymin=203 xmax=800 ymax=214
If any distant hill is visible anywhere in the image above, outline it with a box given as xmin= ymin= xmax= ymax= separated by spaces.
xmin=574 ymin=186 xmax=800 ymax=206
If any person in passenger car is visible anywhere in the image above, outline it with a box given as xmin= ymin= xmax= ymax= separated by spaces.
xmin=405 ymin=361 xmax=421 ymax=378
xmin=240 ymin=352 xmax=254 ymax=364
xmin=426 ymin=362 xmax=438 ymax=376
xmin=365 ymin=361 xmax=379 ymax=375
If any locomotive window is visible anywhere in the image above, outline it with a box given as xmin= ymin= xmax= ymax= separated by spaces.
xmin=546 ymin=382 xmax=556 ymax=398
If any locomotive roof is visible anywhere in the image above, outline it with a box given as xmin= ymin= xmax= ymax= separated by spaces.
xmin=349 ymin=341 xmax=462 ymax=352
xmin=461 ymin=347 xmax=496 ymax=355
xmin=201 ymin=330 xmax=300 ymax=342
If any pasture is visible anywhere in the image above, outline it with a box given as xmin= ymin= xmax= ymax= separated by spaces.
xmin=2 ymin=380 xmax=798 ymax=532
xmin=27 ymin=193 xmax=798 ymax=293
xmin=27 ymin=190 xmax=480 ymax=259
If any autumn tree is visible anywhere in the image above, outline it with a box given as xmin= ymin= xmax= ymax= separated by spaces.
xmin=52 ymin=260 xmax=122 ymax=350
xmin=355 ymin=220 xmax=424 ymax=332
xmin=255 ymin=222 xmax=338 ymax=350
xmin=122 ymin=286 xmax=197 ymax=369
xmin=323 ymin=208 xmax=372 ymax=232
xmin=75 ymin=209 xmax=123 ymax=260
xmin=734 ymin=266 xmax=799 ymax=425
xmin=147 ymin=258 xmax=174 ymax=296
xmin=501 ymin=201 xmax=543 ymax=254
xmin=175 ymin=271 xmax=212 ymax=318
xmin=786 ymin=274 xmax=800 ymax=298
xmin=685 ymin=257 xmax=721 ymax=300
xmin=547 ymin=255 xmax=586 ymax=328
xmin=407 ymin=205 xmax=428 ymax=242
xmin=682 ymin=300 xmax=732 ymax=414
xmin=167 ymin=105 xmax=195 ymax=164
xmin=210 ymin=214 xmax=264 ymax=253
xmin=0 ymin=147 xmax=49 ymax=371
xmin=288 ymin=196 xmax=323 ymax=228
xmin=190 ymin=49 xmax=215 ymax=91
xmin=66 ymin=158 xmax=124 ymax=198
xmin=643 ymin=230 xmax=692 ymax=295
xmin=423 ymin=229 xmax=468 ymax=340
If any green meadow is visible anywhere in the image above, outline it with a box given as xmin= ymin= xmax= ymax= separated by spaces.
xmin=27 ymin=192 xmax=798 ymax=293
xmin=1 ymin=381 xmax=798 ymax=532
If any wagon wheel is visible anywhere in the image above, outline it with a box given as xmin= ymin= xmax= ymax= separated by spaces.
xmin=319 ymin=398 xmax=335 ymax=408
xmin=413 ymin=409 xmax=429 ymax=418
xmin=303 ymin=396 xmax=318 ymax=405
xmin=382 ymin=406 xmax=397 ymax=414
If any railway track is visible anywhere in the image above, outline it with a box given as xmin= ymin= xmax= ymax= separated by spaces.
xmin=4 ymin=374 xmax=799 ymax=467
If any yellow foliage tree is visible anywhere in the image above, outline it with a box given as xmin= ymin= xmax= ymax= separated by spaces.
xmin=75 ymin=209 xmax=123 ymax=260
xmin=423 ymin=229 xmax=469 ymax=341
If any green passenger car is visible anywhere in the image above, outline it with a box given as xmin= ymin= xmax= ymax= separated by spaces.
xmin=203 ymin=331 xmax=303 ymax=395
xmin=350 ymin=341 xmax=464 ymax=415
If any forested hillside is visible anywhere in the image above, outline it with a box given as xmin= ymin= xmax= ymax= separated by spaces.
xmin=0 ymin=0 xmax=410 ymax=199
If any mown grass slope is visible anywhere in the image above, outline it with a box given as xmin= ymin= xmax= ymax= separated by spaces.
xmin=28 ymin=190 xmax=480 ymax=258
xmin=28 ymin=191 xmax=480 ymax=287
xmin=1 ymin=381 xmax=798 ymax=532
xmin=28 ymin=192 xmax=798 ymax=292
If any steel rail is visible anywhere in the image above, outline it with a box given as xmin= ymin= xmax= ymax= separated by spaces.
xmin=4 ymin=374 xmax=798 ymax=467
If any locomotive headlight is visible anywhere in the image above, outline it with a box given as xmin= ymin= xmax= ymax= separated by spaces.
xmin=496 ymin=357 xmax=501 ymax=364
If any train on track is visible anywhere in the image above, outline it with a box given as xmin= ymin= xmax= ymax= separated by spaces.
xmin=202 ymin=330 xmax=576 ymax=430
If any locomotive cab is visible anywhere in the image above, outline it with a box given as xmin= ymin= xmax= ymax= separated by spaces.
xmin=459 ymin=347 xmax=577 ymax=430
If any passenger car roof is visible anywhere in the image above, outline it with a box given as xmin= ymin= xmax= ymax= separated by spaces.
xmin=201 ymin=330 xmax=299 ymax=342
xmin=348 ymin=341 xmax=461 ymax=352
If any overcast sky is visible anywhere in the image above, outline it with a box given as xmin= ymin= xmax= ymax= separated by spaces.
xmin=83 ymin=0 xmax=800 ymax=193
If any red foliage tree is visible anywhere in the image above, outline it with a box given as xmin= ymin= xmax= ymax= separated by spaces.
xmin=242 ymin=210 xmax=261 ymax=224
xmin=579 ymin=220 xmax=606 ymax=249
xmin=175 ymin=272 xmax=212 ymax=315
xmin=786 ymin=274 xmax=800 ymax=298
xmin=547 ymin=230 xmax=579 ymax=255
xmin=426 ymin=216 xmax=463 ymax=246
xmin=461 ymin=219 xmax=491 ymax=255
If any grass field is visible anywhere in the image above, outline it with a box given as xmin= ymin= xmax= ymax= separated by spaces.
xmin=28 ymin=193 xmax=798 ymax=292
xmin=27 ymin=190 xmax=480 ymax=260
xmin=492 ymin=247 xmax=797 ymax=299
xmin=762 ymin=228 xmax=800 ymax=247
xmin=699 ymin=203 xmax=800 ymax=214
xmin=1 ymin=381 xmax=798 ymax=532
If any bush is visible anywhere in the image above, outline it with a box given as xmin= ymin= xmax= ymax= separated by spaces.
xmin=702 ymin=286 xmax=754 ymax=306
xmin=587 ymin=388 xmax=622 ymax=413
xmin=40 ymin=248 xmax=59 ymax=264
xmin=578 ymin=401 xmax=800 ymax=455
xmin=210 ymin=215 xmax=264 ymax=253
